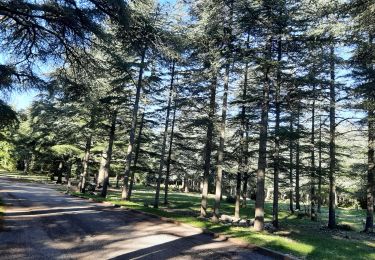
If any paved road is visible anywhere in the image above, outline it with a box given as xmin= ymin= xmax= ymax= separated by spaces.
xmin=0 ymin=177 xmax=274 ymax=260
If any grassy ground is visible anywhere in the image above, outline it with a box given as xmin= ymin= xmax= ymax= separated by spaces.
xmin=1 ymin=170 xmax=374 ymax=259
xmin=0 ymin=170 xmax=51 ymax=183
xmin=72 ymin=187 xmax=375 ymax=260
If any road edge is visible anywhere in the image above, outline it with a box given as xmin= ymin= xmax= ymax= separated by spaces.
xmin=70 ymin=193 xmax=299 ymax=260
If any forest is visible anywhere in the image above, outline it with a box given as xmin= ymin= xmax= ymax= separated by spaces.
xmin=0 ymin=0 xmax=374 ymax=259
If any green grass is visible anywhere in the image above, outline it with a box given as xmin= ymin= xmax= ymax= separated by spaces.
xmin=0 ymin=170 xmax=51 ymax=183
xmin=2 ymin=171 xmax=375 ymax=259
xmin=72 ymin=187 xmax=375 ymax=260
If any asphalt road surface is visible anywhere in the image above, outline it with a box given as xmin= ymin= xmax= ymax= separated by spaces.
xmin=0 ymin=177 xmax=275 ymax=260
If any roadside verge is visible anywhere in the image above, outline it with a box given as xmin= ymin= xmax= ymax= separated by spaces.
xmin=70 ymin=193 xmax=298 ymax=260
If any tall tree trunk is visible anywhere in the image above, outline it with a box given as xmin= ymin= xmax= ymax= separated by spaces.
xmin=66 ymin=162 xmax=72 ymax=193
xmin=239 ymin=32 xmax=251 ymax=211
xmin=234 ymin=60 xmax=243 ymax=218
xmin=56 ymin=161 xmax=63 ymax=184
xmin=213 ymin=62 xmax=230 ymax=221
xmin=272 ymin=36 xmax=282 ymax=228
xmin=23 ymin=159 xmax=29 ymax=174
xmin=122 ymin=48 xmax=146 ymax=200
xmin=164 ymin=90 xmax=178 ymax=204
xmin=128 ymin=111 xmax=145 ymax=199
xmin=328 ymin=45 xmax=336 ymax=229
xmin=295 ymin=103 xmax=301 ymax=211
xmin=318 ymin=115 xmax=323 ymax=213
xmin=289 ymin=112 xmax=294 ymax=213
xmin=200 ymin=74 xmax=217 ymax=218
xmin=154 ymin=61 xmax=176 ymax=208
xmin=80 ymin=111 xmax=95 ymax=193
xmin=365 ymin=108 xmax=374 ymax=232
xmin=213 ymin=0 xmax=233 ymax=222
xmin=311 ymin=84 xmax=317 ymax=221
xmin=254 ymin=42 xmax=271 ymax=231
xmin=80 ymin=135 xmax=92 ymax=193
xmin=97 ymin=149 xmax=107 ymax=187
xmin=100 ymin=111 xmax=117 ymax=198
xmin=242 ymin=119 xmax=250 ymax=208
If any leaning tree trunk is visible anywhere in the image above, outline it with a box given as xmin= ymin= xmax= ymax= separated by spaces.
xmin=272 ymin=36 xmax=282 ymax=228
xmin=200 ymin=74 xmax=217 ymax=218
xmin=295 ymin=103 xmax=301 ymax=211
xmin=122 ymin=47 xmax=146 ymax=200
xmin=128 ymin=111 xmax=145 ymax=198
xmin=154 ymin=60 xmax=176 ymax=209
xmin=365 ymin=108 xmax=374 ymax=232
xmin=328 ymin=45 xmax=336 ymax=229
xmin=164 ymin=90 xmax=178 ymax=205
xmin=254 ymin=43 xmax=271 ymax=232
xmin=80 ymin=110 xmax=96 ymax=193
xmin=100 ymin=111 xmax=117 ymax=198
xmin=310 ymin=83 xmax=317 ymax=221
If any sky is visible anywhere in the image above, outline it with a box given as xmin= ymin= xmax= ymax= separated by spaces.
xmin=2 ymin=0 xmax=177 ymax=111
xmin=8 ymin=90 xmax=39 ymax=111
xmin=1 ymin=0 xmax=358 ymax=115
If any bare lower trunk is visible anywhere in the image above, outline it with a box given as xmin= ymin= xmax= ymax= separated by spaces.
xmin=66 ymin=163 xmax=72 ymax=193
xmin=56 ymin=161 xmax=63 ymax=184
xmin=272 ymin=36 xmax=282 ymax=228
xmin=97 ymin=149 xmax=107 ymax=187
xmin=164 ymin=86 xmax=177 ymax=205
xmin=122 ymin=48 xmax=146 ymax=200
xmin=23 ymin=159 xmax=29 ymax=174
xmin=101 ymin=111 xmax=117 ymax=198
xmin=200 ymin=75 xmax=217 ymax=218
xmin=213 ymin=1 xmax=233 ymax=222
xmin=289 ymin=113 xmax=294 ymax=213
xmin=295 ymin=104 xmax=301 ymax=211
xmin=213 ymin=62 xmax=230 ymax=221
xmin=128 ymin=111 xmax=145 ymax=199
xmin=183 ymin=176 xmax=189 ymax=193
xmin=254 ymin=47 xmax=271 ymax=231
xmin=328 ymin=45 xmax=336 ymax=229
xmin=311 ymin=84 xmax=317 ymax=221
xmin=242 ymin=119 xmax=250 ymax=208
xmin=154 ymin=61 xmax=175 ymax=208
xmin=115 ymin=172 xmax=120 ymax=188
xmin=318 ymin=115 xmax=322 ymax=213
xmin=365 ymin=109 xmax=374 ymax=232
xmin=80 ymin=135 xmax=92 ymax=193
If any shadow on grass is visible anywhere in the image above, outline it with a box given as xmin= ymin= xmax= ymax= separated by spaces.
xmin=2 ymin=172 xmax=374 ymax=260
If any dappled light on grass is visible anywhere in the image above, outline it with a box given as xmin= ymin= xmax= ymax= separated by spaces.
xmin=71 ymin=188 xmax=375 ymax=260
xmin=2 ymin=172 xmax=375 ymax=260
